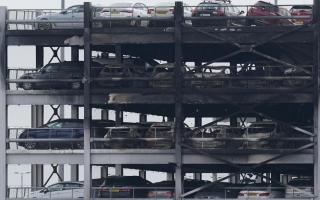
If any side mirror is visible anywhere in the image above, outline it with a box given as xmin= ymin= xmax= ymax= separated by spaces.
xmin=60 ymin=10 xmax=67 ymax=14
xmin=239 ymin=10 xmax=245 ymax=15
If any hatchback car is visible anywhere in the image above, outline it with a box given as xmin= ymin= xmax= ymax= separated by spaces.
xmin=192 ymin=1 xmax=245 ymax=27
xmin=28 ymin=182 xmax=83 ymax=198
xmin=290 ymin=5 xmax=313 ymax=25
xmin=247 ymin=1 xmax=293 ymax=26
xmin=285 ymin=178 xmax=313 ymax=199
xmin=35 ymin=5 xmax=85 ymax=29
xmin=18 ymin=119 xmax=115 ymax=149
xmin=17 ymin=61 xmax=103 ymax=90
xmin=97 ymin=176 xmax=152 ymax=198
xmin=99 ymin=2 xmax=150 ymax=27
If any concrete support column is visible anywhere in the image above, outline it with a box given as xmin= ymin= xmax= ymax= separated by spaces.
xmin=31 ymin=165 xmax=43 ymax=189
xmin=115 ymin=165 xmax=123 ymax=176
xmin=195 ymin=116 xmax=202 ymax=127
xmin=31 ymin=106 xmax=44 ymax=188
xmin=101 ymin=166 xmax=108 ymax=179
xmin=70 ymin=106 xmax=79 ymax=181
xmin=281 ymin=174 xmax=288 ymax=184
xmin=167 ymin=173 xmax=174 ymax=181
xmin=139 ymin=114 xmax=147 ymax=123
xmin=212 ymin=173 xmax=217 ymax=181
xmin=139 ymin=170 xmax=146 ymax=179
xmin=194 ymin=173 xmax=202 ymax=180
xmin=115 ymin=108 xmax=123 ymax=125
xmin=271 ymin=172 xmax=281 ymax=184
xmin=101 ymin=110 xmax=109 ymax=120
xmin=58 ymin=165 xmax=64 ymax=182
xmin=230 ymin=174 xmax=240 ymax=184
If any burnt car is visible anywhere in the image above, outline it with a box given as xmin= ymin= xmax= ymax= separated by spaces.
xmin=17 ymin=61 xmax=103 ymax=90
xmin=242 ymin=122 xmax=287 ymax=149
xmin=18 ymin=119 xmax=115 ymax=149
xmin=97 ymin=176 xmax=152 ymax=198
xmin=285 ymin=178 xmax=313 ymax=199
xmin=144 ymin=122 xmax=175 ymax=149
xmin=186 ymin=125 xmax=245 ymax=149
xmin=290 ymin=5 xmax=313 ymax=25
xmin=247 ymin=1 xmax=293 ymax=26
xmin=188 ymin=68 xmax=229 ymax=88
xmin=191 ymin=1 xmax=245 ymax=27
xmin=103 ymin=125 xmax=146 ymax=149
xmin=149 ymin=63 xmax=175 ymax=88
xmin=148 ymin=179 xmax=210 ymax=198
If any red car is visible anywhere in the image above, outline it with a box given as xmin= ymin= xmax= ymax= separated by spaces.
xmin=290 ymin=5 xmax=313 ymax=25
xmin=247 ymin=1 xmax=293 ymax=26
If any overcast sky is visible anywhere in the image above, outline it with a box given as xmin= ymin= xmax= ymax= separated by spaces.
xmin=0 ymin=0 xmax=314 ymax=9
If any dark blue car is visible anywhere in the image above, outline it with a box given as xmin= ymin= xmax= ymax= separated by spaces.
xmin=18 ymin=119 xmax=115 ymax=149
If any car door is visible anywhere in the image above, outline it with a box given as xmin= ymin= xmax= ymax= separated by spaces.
xmin=45 ymin=183 xmax=64 ymax=198
xmin=63 ymin=183 xmax=84 ymax=198
xmin=71 ymin=5 xmax=84 ymax=28
xmin=54 ymin=7 xmax=75 ymax=28
xmin=41 ymin=63 xmax=61 ymax=88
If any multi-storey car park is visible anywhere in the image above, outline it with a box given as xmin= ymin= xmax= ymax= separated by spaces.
xmin=0 ymin=0 xmax=319 ymax=199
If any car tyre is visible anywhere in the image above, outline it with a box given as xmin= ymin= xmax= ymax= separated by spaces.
xmin=38 ymin=22 xmax=52 ymax=30
xmin=22 ymin=82 xmax=33 ymax=90
xmin=25 ymin=142 xmax=37 ymax=150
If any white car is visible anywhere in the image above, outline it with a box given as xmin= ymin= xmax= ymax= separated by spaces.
xmin=28 ymin=182 xmax=83 ymax=198
xmin=99 ymin=2 xmax=150 ymax=27
xmin=149 ymin=2 xmax=192 ymax=26
xmin=35 ymin=5 xmax=85 ymax=29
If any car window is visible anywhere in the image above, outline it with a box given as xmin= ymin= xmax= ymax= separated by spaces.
xmin=63 ymin=183 xmax=83 ymax=190
xmin=62 ymin=122 xmax=83 ymax=128
xmin=66 ymin=5 xmax=83 ymax=13
xmin=48 ymin=184 xmax=63 ymax=192
xmin=41 ymin=64 xmax=60 ymax=73
xmin=46 ymin=121 xmax=63 ymax=128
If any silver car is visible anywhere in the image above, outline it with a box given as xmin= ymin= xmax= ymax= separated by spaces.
xmin=35 ymin=5 xmax=84 ymax=29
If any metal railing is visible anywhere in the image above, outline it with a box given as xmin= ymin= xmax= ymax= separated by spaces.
xmin=6 ymin=186 xmax=315 ymax=199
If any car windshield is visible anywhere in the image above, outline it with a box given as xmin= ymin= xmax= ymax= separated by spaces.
xmin=39 ymin=64 xmax=59 ymax=73
xmin=292 ymin=5 xmax=312 ymax=10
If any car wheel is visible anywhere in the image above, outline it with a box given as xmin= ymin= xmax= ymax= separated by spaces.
xmin=38 ymin=22 xmax=52 ymax=30
xmin=25 ymin=142 xmax=37 ymax=150
xmin=71 ymin=81 xmax=82 ymax=90
xmin=22 ymin=82 xmax=33 ymax=90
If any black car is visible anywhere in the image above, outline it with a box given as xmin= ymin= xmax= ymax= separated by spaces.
xmin=17 ymin=61 xmax=103 ymax=90
xmin=97 ymin=176 xmax=152 ymax=198
xmin=192 ymin=1 xmax=245 ymax=27
xmin=18 ymin=119 xmax=115 ymax=149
